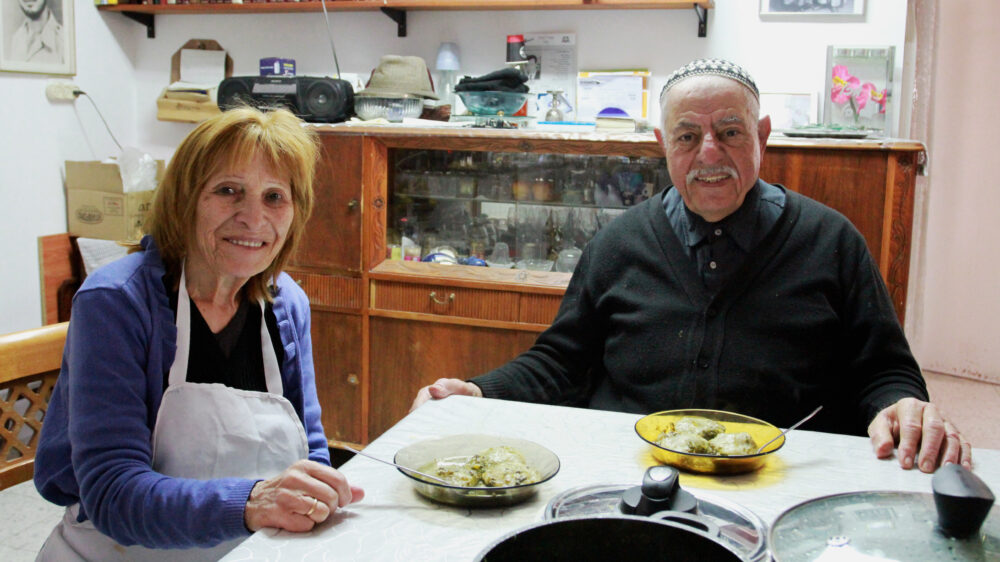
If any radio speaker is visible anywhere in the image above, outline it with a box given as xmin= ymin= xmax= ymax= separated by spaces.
xmin=217 ymin=76 xmax=354 ymax=123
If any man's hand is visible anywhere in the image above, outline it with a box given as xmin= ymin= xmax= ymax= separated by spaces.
xmin=410 ymin=378 xmax=482 ymax=412
xmin=244 ymin=459 xmax=365 ymax=533
xmin=868 ymin=397 xmax=971 ymax=473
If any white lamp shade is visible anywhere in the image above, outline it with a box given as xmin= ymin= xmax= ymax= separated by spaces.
xmin=436 ymin=42 xmax=461 ymax=71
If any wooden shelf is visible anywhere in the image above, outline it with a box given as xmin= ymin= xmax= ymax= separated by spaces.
xmin=97 ymin=1 xmax=713 ymax=38
xmin=97 ymin=1 xmax=712 ymax=13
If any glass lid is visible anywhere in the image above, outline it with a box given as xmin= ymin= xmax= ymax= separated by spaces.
xmin=769 ymin=491 xmax=1000 ymax=561
xmin=545 ymin=484 xmax=768 ymax=562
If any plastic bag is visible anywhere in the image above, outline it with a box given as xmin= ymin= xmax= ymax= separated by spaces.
xmin=117 ymin=146 xmax=159 ymax=193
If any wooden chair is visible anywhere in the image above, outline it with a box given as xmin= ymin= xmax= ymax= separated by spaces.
xmin=0 ymin=322 xmax=68 ymax=490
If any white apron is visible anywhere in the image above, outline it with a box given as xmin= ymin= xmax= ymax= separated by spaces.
xmin=38 ymin=268 xmax=309 ymax=561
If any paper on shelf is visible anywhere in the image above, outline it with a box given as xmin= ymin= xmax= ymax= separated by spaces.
xmin=524 ymin=33 xmax=577 ymax=121
xmin=576 ymin=69 xmax=649 ymax=122
xmin=169 ymin=48 xmax=226 ymax=91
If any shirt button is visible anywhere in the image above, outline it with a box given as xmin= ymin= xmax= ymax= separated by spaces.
xmin=709 ymin=261 xmax=718 ymax=270
xmin=699 ymin=360 xmax=710 ymax=369
xmin=714 ymin=228 xmax=722 ymax=236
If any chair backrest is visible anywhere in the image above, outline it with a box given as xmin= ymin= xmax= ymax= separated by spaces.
xmin=0 ymin=322 xmax=68 ymax=490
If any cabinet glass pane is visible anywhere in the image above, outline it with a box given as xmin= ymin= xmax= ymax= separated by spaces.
xmin=388 ymin=149 xmax=670 ymax=271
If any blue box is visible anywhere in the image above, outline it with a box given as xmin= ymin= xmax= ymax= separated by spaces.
xmin=260 ymin=58 xmax=295 ymax=77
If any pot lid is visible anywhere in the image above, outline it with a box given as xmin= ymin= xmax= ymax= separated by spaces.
xmin=545 ymin=484 xmax=768 ymax=562
xmin=770 ymin=491 xmax=1000 ymax=561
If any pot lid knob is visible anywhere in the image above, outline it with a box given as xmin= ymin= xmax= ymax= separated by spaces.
xmin=619 ymin=466 xmax=697 ymax=516
xmin=932 ymin=463 xmax=995 ymax=538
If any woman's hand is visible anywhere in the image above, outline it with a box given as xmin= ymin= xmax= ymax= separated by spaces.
xmin=410 ymin=378 xmax=483 ymax=412
xmin=244 ymin=459 xmax=365 ymax=532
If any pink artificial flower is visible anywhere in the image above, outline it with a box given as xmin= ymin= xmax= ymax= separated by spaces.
xmin=864 ymin=83 xmax=888 ymax=114
xmin=831 ymin=65 xmax=860 ymax=104
xmin=854 ymin=82 xmax=871 ymax=111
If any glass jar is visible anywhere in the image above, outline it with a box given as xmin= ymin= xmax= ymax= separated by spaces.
xmin=614 ymin=157 xmax=646 ymax=206
xmin=532 ymin=173 xmax=555 ymax=202
xmin=469 ymin=218 xmax=490 ymax=259
xmin=513 ymin=161 xmax=535 ymax=201
xmin=455 ymin=172 xmax=476 ymax=198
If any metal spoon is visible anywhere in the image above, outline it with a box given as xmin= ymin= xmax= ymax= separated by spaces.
xmin=341 ymin=445 xmax=452 ymax=485
xmin=756 ymin=405 xmax=824 ymax=454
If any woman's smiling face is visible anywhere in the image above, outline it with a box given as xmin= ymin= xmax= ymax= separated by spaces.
xmin=187 ymin=154 xmax=294 ymax=287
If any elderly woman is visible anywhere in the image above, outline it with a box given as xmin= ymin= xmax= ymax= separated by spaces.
xmin=34 ymin=107 xmax=363 ymax=560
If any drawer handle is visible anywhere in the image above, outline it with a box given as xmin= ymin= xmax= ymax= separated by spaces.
xmin=346 ymin=374 xmax=359 ymax=386
xmin=429 ymin=291 xmax=455 ymax=305
xmin=347 ymin=198 xmax=359 ymax=210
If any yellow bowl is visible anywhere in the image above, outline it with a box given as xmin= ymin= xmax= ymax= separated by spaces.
xmin=635 ymin=409 xmax=784 ymax=474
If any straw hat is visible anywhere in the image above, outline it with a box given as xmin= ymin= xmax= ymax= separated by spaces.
xmin=361 ymin=55 xmax=439 ymax=100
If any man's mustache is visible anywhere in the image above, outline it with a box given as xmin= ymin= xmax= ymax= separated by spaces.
xmin=686 ymin=166 xmax=738 ymax=184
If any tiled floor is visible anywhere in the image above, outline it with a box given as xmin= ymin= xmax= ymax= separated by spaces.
xmin=0 ymin=480 xmax=62 ymax=561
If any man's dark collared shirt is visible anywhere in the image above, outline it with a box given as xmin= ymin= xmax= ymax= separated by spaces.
xmin=663 ymin=180 xmax=786 ymax=293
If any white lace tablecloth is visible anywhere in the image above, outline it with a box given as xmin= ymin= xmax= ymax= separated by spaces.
xmin=221 ymin=395 xmax=1000 ymax=562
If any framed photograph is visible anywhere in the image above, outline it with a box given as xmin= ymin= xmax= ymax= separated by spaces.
xmin=760 ymin=0 xmax=865 ymax=20
xmin=0 ymin=0 xmax=75 ymax=75
xmin=760 ymin=92 xmax=817 ymax=130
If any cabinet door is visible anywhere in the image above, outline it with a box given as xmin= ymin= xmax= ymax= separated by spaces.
xmin=368 ymin=317 xmax=538 ymax=440
xmin=311 ymin=310 xmax=364 ymax=445
xmin=292 ymin=135 xmax=363 ymax=273
xmin=761 ymin=148 xmax=888 ymax=258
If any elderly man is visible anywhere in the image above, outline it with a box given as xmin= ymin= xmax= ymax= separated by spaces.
xmin=412 ymin=59 xmax=969 ymax=473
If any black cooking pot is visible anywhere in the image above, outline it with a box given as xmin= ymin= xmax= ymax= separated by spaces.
xmin=475 ymin=512 xmax=744 ymax=561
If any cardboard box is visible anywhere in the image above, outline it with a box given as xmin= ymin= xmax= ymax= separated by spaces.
xmin=157 ymin=39 xmax=232 ymax=123
xmin=66 ymin=160 xmax=165 ymax=242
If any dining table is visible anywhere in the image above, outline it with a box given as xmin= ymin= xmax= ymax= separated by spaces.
xmin=221 ymin=395 xmax=1000 ymax=561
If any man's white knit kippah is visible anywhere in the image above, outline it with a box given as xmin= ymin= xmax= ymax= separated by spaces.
xmin=660 ymin=58 xmax=759 ymax=103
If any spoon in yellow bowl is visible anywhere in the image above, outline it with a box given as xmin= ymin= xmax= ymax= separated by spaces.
xmin=756 ymin=405 xmax=823 ymax=454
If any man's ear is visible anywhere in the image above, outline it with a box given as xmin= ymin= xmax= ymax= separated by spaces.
xmin=757 ymin=114 xmax=772 ymax=146
xmin=653 ymin=127 xmax=667 ymax=153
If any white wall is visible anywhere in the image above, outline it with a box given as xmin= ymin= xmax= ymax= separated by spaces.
xmin=0 ymin=0 xmax=909 ymax=331
xmin=0 ymin=3 xmax=139 ymax=334
xmin=912 ymin=1 xmax=1000 ymax=383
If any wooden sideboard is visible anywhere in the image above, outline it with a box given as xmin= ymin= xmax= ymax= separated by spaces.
xmin=285 ymin=126 xmax=924 ymax=446
xmin=41 ymin=127 xmax=924 ymax=448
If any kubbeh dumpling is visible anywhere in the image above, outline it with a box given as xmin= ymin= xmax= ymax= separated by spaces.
xmin=674 ymin=416 xmax=727 ymax=440
xmin=709 ymin=432 xmax=757 ymax=456
xmin=656 ymin=431 xmax=714 ymax=454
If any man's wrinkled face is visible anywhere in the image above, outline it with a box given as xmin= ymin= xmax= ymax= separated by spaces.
xmin=655 ymin=76 xmax=771 ymax=223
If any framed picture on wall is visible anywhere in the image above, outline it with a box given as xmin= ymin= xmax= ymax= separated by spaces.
xmin=0 ymin=0 xmax=75 ymax=75
xmin=760 ymin=0 xmax=865 ymax=20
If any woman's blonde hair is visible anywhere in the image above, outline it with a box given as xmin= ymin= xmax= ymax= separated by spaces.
xmin=141 ymin=106 xmax=318 ymax=302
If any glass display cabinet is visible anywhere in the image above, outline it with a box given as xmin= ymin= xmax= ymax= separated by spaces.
xmin=279 ymin=126 xmax=923 ymax=447
xmin=386 ymin=149 xmax=669 ymax=272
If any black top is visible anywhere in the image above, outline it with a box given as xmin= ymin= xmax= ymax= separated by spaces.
xmin=472 ymin=183 xmax=927 ymax=435
xmin=166 ymin=279 xmax=284 ymax=392
xmin=665 ymin=181 xmax=786 ymax=293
